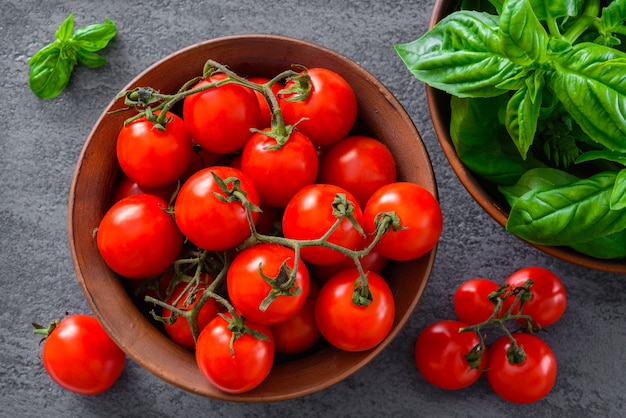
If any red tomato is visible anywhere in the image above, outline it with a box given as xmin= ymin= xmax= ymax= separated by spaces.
xmin=504 ymin=266 xmax=567 ymax=328
xmin=282 ymin=184 xmax=365 ymax=265
xmin=248 ymin=76 xmax=283 ymax=128
xmin=364 ymin=182 xmax=442 ymax=261
xmin=183 ymin=76 xmax=261 ymax=154
xmin=311 ymin=243 xmax=388 ymax=283
xmin=116 ymin=111 xmax=193 ymax=188
xmin=280 ymin=67 xmax=357 ymax=147
xmin=195 ymin=313 xmax=274 ymax=394
xmin=182 ymin=145 xmax=223 ymax=180
xmin=97 ymin=194 xmax=183 ymax=279
xmin=314 ymin=269 xmax=394 ymax=352
xmin=241 ymin=129 xmax=319 ymax=208
xmin=317 ymin=135 xmax=397 ymax=208
xmin=163 ymin=278 xmax=219 ymax=349
xmin=486 ymin=333 xmax=557 ymax=404
xmin=414 ymin=320 xmax=485 ymax=390
xmin=227 ymin=244 xmax=310 ymax=325
xmin=39 ymin=314 xmax=125 ymax=395
xmin=453 ymin=278 xmax=500 ymax=325
xmin=111 ymin=173 xmax=176 ymax=206
xmin=270 ymin=280 xmax=321 ymax=354
xmin=174 ymin=166 xmax=260 ymax=251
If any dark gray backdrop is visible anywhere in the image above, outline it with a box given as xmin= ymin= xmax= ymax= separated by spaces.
xmin=2 ymin=0 xmax=625 ymax=416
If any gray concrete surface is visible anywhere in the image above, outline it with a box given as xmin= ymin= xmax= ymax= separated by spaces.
xmin=2 ymin=0 xmax=625 ymax=416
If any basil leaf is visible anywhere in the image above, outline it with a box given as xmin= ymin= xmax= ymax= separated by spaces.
xmin=28 ymin=47 xmax=77 ymax=99
xmin=76 ymin=49 xmax=108 ymax=68
xmin=395 ymin=10 xmax=525 ymax=97
xmin=55 ymin=13 xmax=74 ymax=42
xmin=500 ymin=0 xmax=549 ymax=65
xmin=450 ymin=95 xmax=546 ymax=185
xmin=547 ymin=42 xmax=626 ymax=152
xmin=610 ymin=169 xmax=626 ymax=210
xmin=505 ymin=70 xmax=544 ymax=159
xmin=499 ymin=167 xmax=579 ymax=207
xmin=597 ymin=0 xmax=626 ymax=46
xmin=529 ymin=0 xmax=582 ymax=21
xmin=73 ymin=18 xmax=116 ymax=52
xmin=570 ymin=230 xmax=626 ymax=259
xmin=506 ymin=171 xmax=626 ymax=245
xmin=576 ymin=149 xmax=626 ymax=166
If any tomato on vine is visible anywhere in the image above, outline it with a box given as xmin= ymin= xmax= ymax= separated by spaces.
xmin=453 ymin=278 xmax=500 ymax=325
xmin=33 ymin=314 xmax=125 ymax=395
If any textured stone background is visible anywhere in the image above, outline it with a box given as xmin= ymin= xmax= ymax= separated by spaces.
xmin=2 ymin=0 xmax=625 ymax=416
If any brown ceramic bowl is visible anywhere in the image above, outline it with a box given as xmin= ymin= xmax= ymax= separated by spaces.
xmin=68 ymin=34 xmax=438 ymax=401
xmin=426 ymin=0 xmax=626 ymax=273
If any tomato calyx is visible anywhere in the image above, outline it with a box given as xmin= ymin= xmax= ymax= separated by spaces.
xmin=257 ymin=259 xmax=302 ymax=312
xmin=222 ymin=312 xmax=271 ymax=356
xmin=32 ymin=318 xmax=62 ymax=345
xmin=277 ymin=66 xmax=311 ymax=102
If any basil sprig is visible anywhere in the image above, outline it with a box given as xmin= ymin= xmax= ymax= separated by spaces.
xmin=396 ymin=0 xmax=626 ymax=259
xmin=28 ymin=13 xmax=116 ymax=99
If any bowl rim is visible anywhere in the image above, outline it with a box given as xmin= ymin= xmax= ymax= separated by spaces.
xmin=426 ymin=0 xmax=626 ymax=273
xmin=68 ymin=33 xmax=439 ymax=401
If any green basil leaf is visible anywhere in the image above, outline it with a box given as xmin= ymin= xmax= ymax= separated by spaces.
xmin=395 ymin=10 xmax=525 ymax=97
xmin=576 ymin=149 xmax=626 ymax=166
xmin=76 ymin=49 xmax=108 ymax=68
xmin=505 ymin=70 xmax=544 ymax=159
xmin=500 ymin=0 xmax=549 ymax=65
xmin=28 ymin=48 xmax=76 ymax=99
xmin=506 ymin=171 xmax=626 ymax=246
xmin=570 ymin=229 xmax=626 ymax=259
xmin=450 ymin=95 xmax=546 ymax=185
xmin=55 ymin=13 xmax=74 ymax=42
xmin=28 ymin=41 xmax=61 ymax=66
xmin=610 ymin=169 xmax=626 ymax=210
xmin=499 ymin=167 xmax=579 ymax=207
xmin=529 ymin=0 xmax=582 ymax=21
xmin=548 ymin=42 xmax=626 ymax=152
xmin=73 ymin=18 xmax=116 ymax=52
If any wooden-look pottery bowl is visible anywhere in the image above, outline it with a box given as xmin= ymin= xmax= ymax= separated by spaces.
xmin=68 ymin=34 xmax=438 ymax=401
xmin=426 ymin=1 xmax=626 ymax=273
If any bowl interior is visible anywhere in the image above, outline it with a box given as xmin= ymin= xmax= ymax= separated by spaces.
xmin=426 ymin=1 xmax=626 ymax=274
xmin=68 ymin=34 xmax=438 ymax=401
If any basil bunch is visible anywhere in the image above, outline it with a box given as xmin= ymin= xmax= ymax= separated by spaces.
xmin=29 ymin=13 xmax=116 ymax=99
xmin=396 ymin=0 xmax=626 ymax=259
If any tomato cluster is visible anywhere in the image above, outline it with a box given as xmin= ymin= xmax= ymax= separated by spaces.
xmin=415 ymin=266 xmax=567 ymax=404
xmin=95 ymin=62 xmax=443 ymax=394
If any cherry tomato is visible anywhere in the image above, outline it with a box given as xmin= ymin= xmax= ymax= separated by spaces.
xmin=504 ymin=266 xmax=567 ymax=328
xmin=241 ymin=129 xmax=319 ymax=208
xmin=227 ymin=244 xmax=310 ymax=325
xmin=364 ymin=182 xmax=442 ymax=261
xmin=453 ymin=278 xmax=500 ymax=325
xmin=183 ymin=75 xmax=261 ymax=154
xmin=116 ymin=111 xmax=192 ymax=188
xmin=182 ymin=145 xmax=223 ymax=180
xmin=110 ymin=174 xmax=177 ymax=206
xmin=163 ymin=278 xmax=219 ymax=349
xmin=414 ymin=319 xmax=485 ymax=390
xmin=311 ymin=243 xmax=387 ymax=283
xmin=174 ymin=166 xmax=260 ymax=251
xmin=195 ymin=313 xmax=274 ymax=394
xmin=282 ymin=184 xmax=365 ymax=265
xmin=248 ymin=76 xmax=283 ymax=128
xmin=317 ymin=135 xmax=397 ymax=208
xmin=97 ymin=194 xmax=183 ymax=279
xmin=40 ymin=314 xmax=125 ymax=395
xmin=280 ymin=67 xmax=357 ymax=147
xmin=314 ymin=269 xmax=394 ymax=352
xmin=270 ymin=280 xmax=321 ymax=355
xmin=486 ymin=333 xmax=557 ymax=404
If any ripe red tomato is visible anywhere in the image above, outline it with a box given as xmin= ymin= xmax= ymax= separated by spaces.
xmin=282 ymin=184 xmax=365 ymax=265
xmin=195 ymin=313 xmax=274 ymax=394
xmin=163 ymin=279 xmax=219 ymax=349
xmin=317 ymin=135 xmax=397 ymax=208
xmin=414 ymin=320 xmax=485 ymax=390
xmin=40 ymin=314 xmax=125 ymax=395
xmin=486 ymin=333 xmax=557 ymax=404
xmin=248 ymin=76 xmax=283 ymax=128
xmin=174 ymin=166 xmax=260 ymax=251
xmin=453 ymin=278 xmax=500 ymax=325
xmin=504 ymin=266 xmax=567 ymax=328
xmin=364 ymin=182 xmax=442 ymax=261
xmin=240 ymin=129 xmax=319 ymax=208
xmin=270 ymin=280 xmax=321 ymax=354
xmin=280 ymin=67 xmax=357 ymax=147
xmin=116 ymin=111 xmax=193 ymax=188
xmin=183 ymin=76 xmax=261 ymax=154
xmin=311 ymin=243 xmax=387 ymax=283
xmin=314 ymin=269 xmax=394 ymax=352
xmin=97 ymin=194 xmax=183 ymax=279
xmin=227 ymin=244 xmax=310 ymax=325
xmin=111 ymin=173 xmax=177 ymax=206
